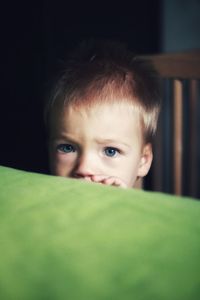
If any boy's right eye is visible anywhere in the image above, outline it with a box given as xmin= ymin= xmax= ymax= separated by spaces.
xmin=56 ymin=144 xmax=75 ymax=153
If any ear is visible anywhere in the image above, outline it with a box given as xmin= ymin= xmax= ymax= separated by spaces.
xmin=137 ymin=143 xmax=153 ymax=178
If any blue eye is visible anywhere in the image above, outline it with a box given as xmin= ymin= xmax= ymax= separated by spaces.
xmin=56 ymin=144 xmax=75 ymax=153
xmin=104 ymin=147 xmax=119 ymax=157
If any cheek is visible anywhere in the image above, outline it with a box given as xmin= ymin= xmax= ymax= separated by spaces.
xmin=118 ymin=155 xmax=141 ymax=186
xmin=49 ymin=151 xmax=77 ymax=176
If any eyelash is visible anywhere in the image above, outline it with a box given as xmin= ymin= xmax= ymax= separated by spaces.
xmin=56 ymin=144 xmax=76 ymax=153
xmin=104 ymin=147 xmax=120 ymax=157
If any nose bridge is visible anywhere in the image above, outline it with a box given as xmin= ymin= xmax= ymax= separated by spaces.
xmin=73 ymin=149 xmax=96 ymax=177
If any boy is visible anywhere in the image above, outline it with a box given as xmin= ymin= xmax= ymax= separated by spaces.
xmin=45 ymin=40 xmax=161 ymax=188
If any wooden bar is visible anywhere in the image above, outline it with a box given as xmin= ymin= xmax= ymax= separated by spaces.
xmin=143 ymin=52 xmax=200 ymax=79
xmin=173 ymin=80 xmax=183 ymax=195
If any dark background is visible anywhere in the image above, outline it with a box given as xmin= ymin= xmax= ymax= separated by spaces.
xmin=0 ymin=0 xmax=161 ymax=174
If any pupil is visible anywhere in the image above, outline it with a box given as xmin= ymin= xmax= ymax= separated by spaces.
xmin=106 ymin=148 xmax=116 ymax=156
xmin=65 ymin=145 xmax=73 ymax=152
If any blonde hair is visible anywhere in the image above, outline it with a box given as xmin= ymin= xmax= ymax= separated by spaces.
xmin=45 ymin=39 xmax=161 ymax=143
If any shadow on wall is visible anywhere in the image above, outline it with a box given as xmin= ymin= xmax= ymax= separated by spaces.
xmin=161 ymin=0 xmax=200 ymax=52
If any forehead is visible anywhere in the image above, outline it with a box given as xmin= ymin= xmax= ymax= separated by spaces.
xmin=50 ymin=101 xmax=143 ymax=143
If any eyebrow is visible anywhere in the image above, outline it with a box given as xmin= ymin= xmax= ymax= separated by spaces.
xmin=95 ymin=138 xmax=131 ymax=149
xmin=50 ymin=133 xmax=77 ymax=142
xmin=51 ymin=134 xmax=131 ymax=149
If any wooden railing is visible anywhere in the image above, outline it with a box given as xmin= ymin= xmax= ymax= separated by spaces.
xmin=143 ymin=51 xmax=200 ymax=198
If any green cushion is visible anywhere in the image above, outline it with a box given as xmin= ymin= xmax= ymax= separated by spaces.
xmin=0 ymin=165 xmax=200 ymax=300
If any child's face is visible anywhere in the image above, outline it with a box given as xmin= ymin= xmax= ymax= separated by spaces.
xmin=48 ymin=102 xmax=153 ymax=188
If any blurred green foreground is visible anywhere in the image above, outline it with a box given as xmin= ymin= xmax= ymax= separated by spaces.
xmin=0 ymin=166 xmax=200 ymax=300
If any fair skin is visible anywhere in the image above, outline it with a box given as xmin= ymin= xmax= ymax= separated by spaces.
xmin=48 ymin=101 xmax=153 ymax=188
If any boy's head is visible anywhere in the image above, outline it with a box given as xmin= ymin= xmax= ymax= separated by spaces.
xmin=45 ymin=40 xmax=161 ymax=188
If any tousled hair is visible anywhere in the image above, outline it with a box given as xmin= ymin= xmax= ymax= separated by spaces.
xmin=45 ymin=39 xmax=161 ymax=143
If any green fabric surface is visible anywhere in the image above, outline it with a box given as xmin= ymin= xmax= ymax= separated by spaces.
xmin=0 ymin=165 xmax=200 ymax=300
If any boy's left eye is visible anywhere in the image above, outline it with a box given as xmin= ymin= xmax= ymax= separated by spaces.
xmin=104 ymin=147 xmax=119 ymax=157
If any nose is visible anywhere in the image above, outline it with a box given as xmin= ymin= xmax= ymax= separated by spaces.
xmin=72 ymin=152 xmax=96 ymax=179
